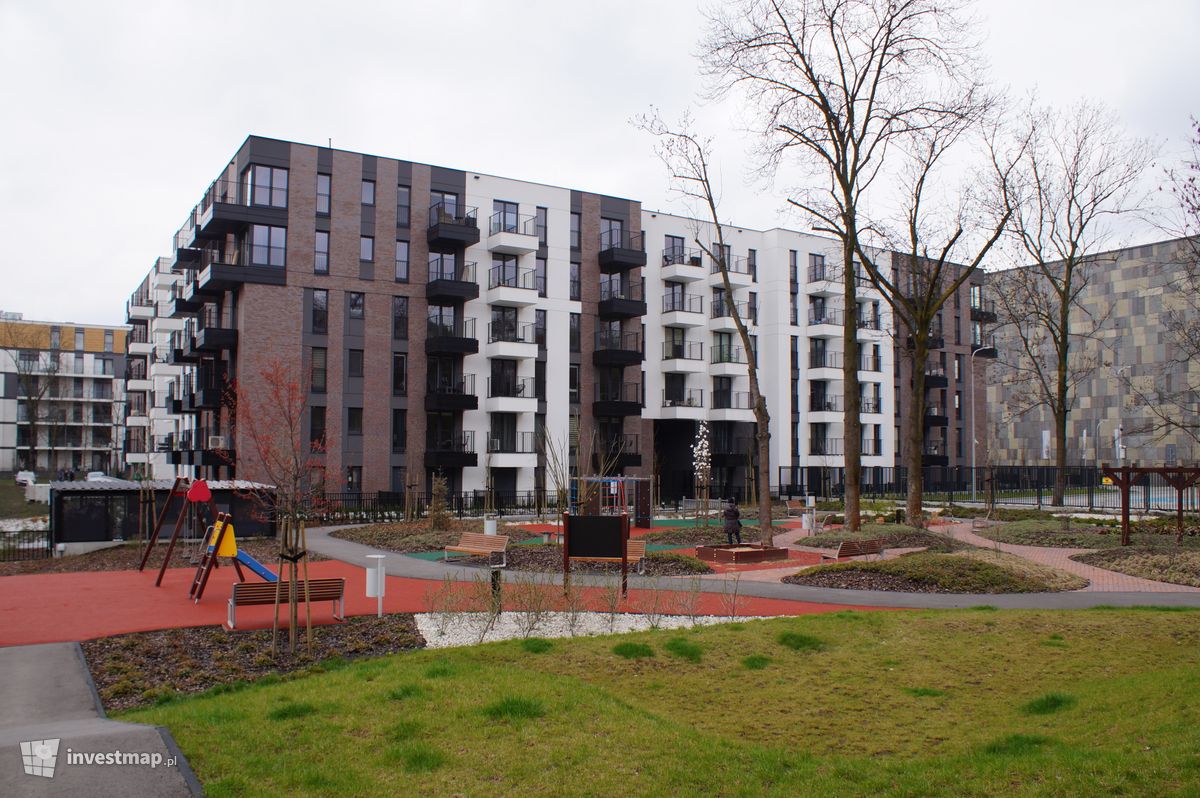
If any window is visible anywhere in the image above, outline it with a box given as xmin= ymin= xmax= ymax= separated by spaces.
xmin=349 ymin=292 xmax=365 ymax=319
xmin=392 ymin=296 xmax=408 ymax=339
xmin=311 ymin=347 xmax=327 ymax=393
xmin=535 ymin=257 xmax=546 ymax=297
xmin=392 ymin=353 xmax=407 ymax=395
xmin=569 ymin=365 xmax=580 ymax=403
xmin=250 ymin=224 xmax=286 ymax=267
xmin=664 ymin=234 xmax=685 ymax=263
xmin=396 ymin=185 xmax=410 ymax=226
xmin=246 ymin=165 xmax=288 ymax=208
xmin=314 ymin=231 xmax=329 ymax=274
xmin=493 ymin=199 xmax=519 ymax=233
xmin=312 ymin=289 xmax=328 ymax=334
xmin=392 ymin=409 xmax=407 ymax=453
xmin=310 ymin=406 xmax=326 ymax=450
xmin=96 ymin=357 xmax=113 ymax=375
xmin=74 ymin=330 xmax=84 ymax=350
xmin=600 ymin=218 xmax=623 ymax=249
xmin=50 ymin=327 xmax=60 ymax=349
xmin=361 ymin=179 xmax=375 ymax=206
xmin=348 ymin=407 xmax=363 ymax=435
xmin=954 ymin=354 xmax=962 ymax=382
xmin=955 ymin=391 xmax=963 ymax=420
xmin=534 ymin=309 xmax=546 ymax=348
xmin=570 ymin=262 xmax=581 ymax=300
xmin=316 ymin=173 xmax=331 ymax=215
xmin=569 ymin=313 xmax=580 ymax=352
xmin=536 ymin=206 xmax=547 ymax=245
xmin=103 ymin=330 xmax=113 ymax=353
xmin=348 ymin=349 xmax=364 ymax=378
xmin=570 ymin=212 xmax=580 ymax=249
xmin=394 ymin=240 xmax=409 ymax=282
xmin=346 ymin=466 xmax=362 ymax=492
xmin=431 ymin=190 xmax=458 ymax=221
xmin=360 ymin=236 xmax=374 ymax=262
xmin=748 ymin=249 xmax=757 ymax=280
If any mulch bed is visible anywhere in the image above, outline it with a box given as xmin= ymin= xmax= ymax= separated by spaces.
xmin=82 ymin=614 xmax=425 ymax=713
xmin=0 ymin=538 xmax=322 ymax=577
xmin=330 ymin=520 xmax=539 ymax=554
xmin=1072 ymin=547 xmax=1200 ymax=588
xmin=782 ymin=570 xmax=947 ymax=593
xmin=453 ymin=544 xmax=712 ymax=577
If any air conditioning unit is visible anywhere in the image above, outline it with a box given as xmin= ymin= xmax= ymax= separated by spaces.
xmin=208 ymin=435 xmax=226 ymax=449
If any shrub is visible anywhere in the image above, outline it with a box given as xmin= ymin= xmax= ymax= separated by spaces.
xmin=482 ymin=696 xmax=547 ymax=721
xmin=663 ymin=637 xmax=703 ymax=663
xmin=612 ymin=642 xmax=654 ymax=659
xmin=741 ymin=655 xmax=771 ymax=670
xmin=521 ymin=638 xmax=553 ymax=654
xmin=778 ymin=632 xmax=827 ymax=652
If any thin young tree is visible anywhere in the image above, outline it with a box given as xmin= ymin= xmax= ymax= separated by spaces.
xmin=702 ymin=0 xmax=983 ymax=530
xmin=0 ymin=322 xmax=64 ymax=474
xmin=635 ymin=111 xmax=773 ymax=545
xmin=692 ymin=419 xmax=713 ymax=528
xmin=992 ymin=100 xmax=1156 ymax=503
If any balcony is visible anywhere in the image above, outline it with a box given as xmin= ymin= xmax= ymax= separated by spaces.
xmin=165 ymin=281 xmax=202 ymax=318
xmin=194 ymin=178 xmax=287 ymax=241
xmin=861 ymin=438 xmax=886 ymax=457
xmin=806 ymin=262 xmax=842 ymax=296
xmin=194 ymin=244 xmax=287 ymax=293
xmin=487 ymin=265 xmax=540 ymax=307
xmin=709 ymin=299 xmax=755 ymax=332
xmin=807 ymin=307 xmax=844 ymax=336
xmin=971 ymin=334 xmax=998 ymax=358
xmin=487 ymin=431 xmax=536 ymax=455
xmin=970 ymin=298 xmax=997 ymax=324
xmin=424 ymin=373 xmax=478 ymax=412
xmin=126 ymin=289 xmax=154 ymax=321
xmin=923 ymin=406 xmax=950 ymax=427
xmin=169 ymin=330 xmax=197 ymax=364
xmin=425 ymin=317 xmax=479 ymax=355
xmin=193 ymin=306 xmax=237 ymax=352
xmin=860 ymin=353 xmax=883 ymax=372
xmin=487 ymin=376 xmax=538 ymax=412
xmin=923 ymin=368 xmax=948 ymax=389
xmin=598 ymin=230 xmax=647 ymax=273
xmin=487 ymin=212 xmax=539 ymax=255
xmin=427 ymin=202 xmax=481 ymax=250
xmin=593 ymin=382 xmax=642 ymax=417
xmin=426 ymin=259 xmax=479 ymax=303
xmin=662 ymin=341 xmax=706 ymax=373
xmin=710 ymin=345 xmax=749 ymax=376
xmin=661 ymin=292 xmax=705 ymax=326
xmin=425 ymin=431 xmax=478 ymax=468
xmin=594 ymin=433 xmax=641 ymax=469
xmin=661 ymin=247 xmax=705 ymax=282
xmin=486 ymin=321 xmax=538 ymax=359
xmin=660 ymin=388 xmax=704 ymax=419
xmin=861 ymin=398 xmax=883 ymax=414
xmin=182 ymin=370 xmax=228 ymax=412
xmin=599 ymin=279 xmax=647 ymax=318
xmin=593 ymin=329 xmax=643 ymax=367
xmin=710 ymin=254 xmax=754 ymax=287
xmin=808 ymin=351 xmax=843 ymax=372
xmin=809 ymin=437 xmax=844 ymax=457
xmin=808 ymin=395 xmax=843 ymax=414
xmin=856 ymin=313 xmax=883 ymax=333
xmin=922 ymin=441 xmax=949 ymax=466
xmin=907 ymin=324 xmax=944 ymax=350
xmin=712 ymin=390 xmax=751 ymax=411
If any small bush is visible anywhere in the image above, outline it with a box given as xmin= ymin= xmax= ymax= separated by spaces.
xmin=741 ymin=655 xmax=771 ymax=670
xmin=521 ymin=638 xmax=553 ymax=654
xmin=777 ymin=632 xmax=827 ymax=652
xmin=483 ymin=696 xmax=547 ymax=721
xmin=663 ymin=637 xmax=703 ymax=663
xmin=612 ymin=642 xmax=655 ymax=659
xmin=1021 ymin=692 xmax=1076 ymax=715
xmin=982 ymin=734 xmax=1053 ymax=756
xmin=267 ymin=702 xmax=318 ymax=721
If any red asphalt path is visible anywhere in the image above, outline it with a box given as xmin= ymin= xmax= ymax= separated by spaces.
xmin=0 ymin=559 xmax=881 ymax=647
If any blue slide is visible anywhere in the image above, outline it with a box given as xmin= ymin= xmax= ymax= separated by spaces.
xmin=234 ymin=550 xmax=278 ymax=582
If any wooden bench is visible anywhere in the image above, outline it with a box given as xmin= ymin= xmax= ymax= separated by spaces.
xmin=444 ymin=532 xmax=509 ymax=567
xmin=785 ymin=500 xmax=807 ymax=517
xmin=227 ymin=578 xmax=346 ymax=630
xmin=573 ymin=539 xmax=647 ymax=574
xmin=820 ymin=538 xmax=886 ymax=562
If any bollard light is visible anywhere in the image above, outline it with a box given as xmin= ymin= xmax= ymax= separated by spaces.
xmin=365 ymin=554 xmax=386 ymax=618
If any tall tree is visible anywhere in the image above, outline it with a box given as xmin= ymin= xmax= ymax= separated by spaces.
xmin=636 ymin=112 xmax=774 ymax=545
xmin=992 ymin=100 xmax=1155 ymax=502
xmin=702 ymin=0 xmax=981 ymax=529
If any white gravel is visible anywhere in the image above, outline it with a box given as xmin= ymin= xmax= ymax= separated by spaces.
xmin=0 ymin=516 xmax=48 ymax=532
xmin=415 ymin=611 xmax=766 ymax=648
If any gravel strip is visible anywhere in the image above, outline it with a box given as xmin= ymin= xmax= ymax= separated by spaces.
xmin=415 ymin=611 xmax=766 ymax=648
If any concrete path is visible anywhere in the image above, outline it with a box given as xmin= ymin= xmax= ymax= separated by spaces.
xmin=0 ymin=643 xmax=201 ymax=797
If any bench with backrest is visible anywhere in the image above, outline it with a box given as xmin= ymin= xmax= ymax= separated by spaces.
xmin=444 ymin=532 xmax=509 ymax=567
xmin=572 ymin=539 xmax=647 ymax=574
xmin=820 ymin=538 xmax=886 ymax=562
xmin=227 ymin=578 xmax=346 ymax=630
xmin=785 ymin=500 xmax=807 ymax=517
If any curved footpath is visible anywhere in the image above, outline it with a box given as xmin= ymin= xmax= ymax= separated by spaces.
xmin=305 ymin=523 xmax=1200 ymax=610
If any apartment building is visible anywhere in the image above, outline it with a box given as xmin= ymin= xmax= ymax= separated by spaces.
xmin=130 ymin=135 xmax=897 ymax=501
xmin=0 ymin=313 xmax=127 ymax=475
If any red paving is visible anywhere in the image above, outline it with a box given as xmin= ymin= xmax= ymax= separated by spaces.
xmin=0 ymin=560 xmax=882 ymax=647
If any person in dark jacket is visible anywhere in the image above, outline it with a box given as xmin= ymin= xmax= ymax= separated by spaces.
xmin=723 ymin=498 xmax=742 ymax=545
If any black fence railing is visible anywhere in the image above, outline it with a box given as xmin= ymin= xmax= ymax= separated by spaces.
xmin=299 ymin=489 xmax=560 ymax=523
xmin=0 ymin=528 xmax=52 ymax=562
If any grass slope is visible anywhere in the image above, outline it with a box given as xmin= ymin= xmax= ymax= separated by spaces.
xmin=0 ymin=478 xmax=45 ymax=519
xmin=799 ymin=524 xmax=968 ymax=552
xmin=788 ymin=551 xmax=1083 ymax=593
xmin=124 ymin=609 xmax=1200 ymax=797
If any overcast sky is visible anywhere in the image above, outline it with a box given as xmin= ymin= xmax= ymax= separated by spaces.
xmin=1 ymin=0 xmax=1197 ymax=326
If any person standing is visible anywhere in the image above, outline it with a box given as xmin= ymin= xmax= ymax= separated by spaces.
xmin=723 ymin=498 xmax=742 ymax=546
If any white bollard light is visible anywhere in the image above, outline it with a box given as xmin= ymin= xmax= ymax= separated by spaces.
xmin=365 ymin=554 xmax=386 ymax=618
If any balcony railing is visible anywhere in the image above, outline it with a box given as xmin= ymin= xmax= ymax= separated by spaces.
xmin=129 ymin=324 xmax=150 ymax=344
xmin=595 ymin=382 xmax=642 ymax=404
xmin=487 ymin=431 xmax=536 ymax=454
xmin=662 ymin=388 xmax=703 ymax=408
xmin=595 ymin=329 xmax=641 ymax=352
xmin=711 ymin=255 xmax=752 ymax=275
xmin=427 ymin=316 xmax=476 ymax=339
xmin=488 ymin=321 xmax=535 ymax=344
xmin=857 ymin=314 xmax=882 ymax=331
xmin=429 ymin=202 xmax=478 ymax=228
xmin=428 ymin=257 xmax=476 ymax=283
xmin=970 ymin=298 xmax=996 ymax=314
xmin=489 ymin=212 xmax=537 ymax=237
xmin=926 ymin=406 xmax=946 ymax=417
xmin=600 ymin=229 xmax=643 ymax=252
xmin=663 ymin=341 xmax=703 ymax=361
xmin=487 ymin=376 xmax=536 ymax=399
xmin=662 ymin=247 xmax=703 ymax=267
xmin=488 ymin=265 xmax=537 ymax=291
xmin=711 ymin=346 xmax=747 ymax=365
xmin=427 ymin=373 xmax=475 ymax=396
xmin=600 ymin=279 xmax=644 ymax=302
xmin=809 ymin=351 xmax=843 ymax=369
xmin=809 ymin=395 xmax=843 ymax=412
xmin=860 ymin=353 xmax=883 ymax=371
xmin=809 ymin=437 xmax=844 ymax=456
xmin=427 ymin=430 xmax=475 ymax=454
xmin=808 ymin=308 xmax=844 ymax=326
xmin=597 ymin=433 xmax=639 ymax=457
xmin=712 ymin=390 xmax=751 ymax=410
xmin=711 ymin=299 xmax=754 ymax=321
xmin=861 ymin=398 xmax=883 ymax=413
xmin=861 ymin=438 xmax=885 ymax=455
xmin=662 ymin=292 xmax=702 ymax=314
xmin=923 ymin=440 xmax=946 ymax=456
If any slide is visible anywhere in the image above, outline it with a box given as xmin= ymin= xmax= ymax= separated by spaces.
xmin=234 ymin=550 xmax=279 ymax=582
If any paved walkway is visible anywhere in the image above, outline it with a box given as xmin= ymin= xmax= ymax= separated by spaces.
xmin=0 ymin=643 xmax=201 ymax=796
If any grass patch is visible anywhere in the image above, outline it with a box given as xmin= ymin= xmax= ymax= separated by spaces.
xmin=663 ymin=637 xmax=703 ymax=663
xmin=386 ymin=742 xmax=446 ymax=772
xmin=521 ymin=638 xmax=553 ymax=654
xmin=1073 ymin=547 xmax=1200 ymax=587
xmin=741 ymin=655 xmax=771 ymax=670
xmin=266 ymin=702 xmax=317 ymax=721
xmin=612 ymin=642 xmax=654 ymax=659
xmin=972 ymin=518 xmax=1115 ymax=548
xmin=903 ymin=687 xmax=946 ymax=697
xmin=387 ymin=684 xmax=425 ymax=701
xmin=424 ymin=661 xmax=457 ymax=679
xmin=789 ymin=550 xmax=1082 ymax=593
xmin=802 ymin=524 xmax=969 ymax=552
xmin=777 ymin=632 xmax=826 ymax=652
xmin=642 ymin=527 xmax=730 ymax=546
xmin=645 ymin=551 xmax=712 ymax=574
xmin=1021 ymin=692 xmax=1077 ymax=715
xmin=981 ymin=733 xmax=1054 ymax=756
xmin=0 ymin=479 xmax=45 ymax=519
xmin=482 ymin=696 xmax=547 ymax=721
xmin=387 ymin=719 xmax=422 ymax=741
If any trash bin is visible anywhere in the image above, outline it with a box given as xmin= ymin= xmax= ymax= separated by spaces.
xmin=484 ymin=515 xmax=498 ymax=535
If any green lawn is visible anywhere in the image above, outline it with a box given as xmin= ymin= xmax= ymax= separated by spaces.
xmin=0 ymin=478 xmax=44 ymax=519
xmin=123 ymin=609 xmax=1200 ymax=797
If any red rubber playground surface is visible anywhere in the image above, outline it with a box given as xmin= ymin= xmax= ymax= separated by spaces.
xmin=0 ymin=559 xmax=883 ymax=648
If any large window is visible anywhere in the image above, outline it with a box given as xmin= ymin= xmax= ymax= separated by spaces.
xmin=569 ymin=313 xmax=580 ymax=352
xmin=431 ymin=190 xmax=458 ymax=219
xmin=361 ymin=179 xmax=375 ymax=206
xmin=246 ymin=165 xmax=288 ymax=208
xmin=314 ymin=231 xmax=329 ymax=274
xmin=493 ymin=199 xmax=519 ymax=233
xmin=600 ymin=218 xmax=623 ymax=249
xmin=395 ymin=240 xmax=409 ymax=282
xmin=570 ymin=262 xmax=581 ymax=300
xmin=348 ymin=349 xmax=364 ymax=378
xmin=570 ymin=212 xmax=580 ymax=249
xmin=392 ymin=409 xmax=407 ymax=453
xmin=392 ymin=296 xmax=408 ymax=340
xmin=250 ymin=224 xmax=286 ymax=267
xmin=311 ymin=347 xmax=327 ymax=393
xmin=348 ymin=407 xmax=363 ymax=435
xmin=360 ymin=235 xmax=374 ymax=262
xmin=536 ymin=206 xmax=547 ymax=245
xmin=349 ymin=292 xmax=365 ymax=320
xmin=569 ymin=365 xmax=579 ymax=403
xmin=312 ymin=289 xmax=328 ymax=334
xmin=74 ymin=329 xmax=84 ymax=350
xmin=316 ymin=173 xmax=331 ymax=215
xmin=310 ymin=406 xmax=326 ymax=450
xmin=103 ymin=330 xmax=113 ymax=352
xmin=397 ymin=185 xmax=410 ymax=226
xmin=392 ymin=353 xmax=407 ymax=395
xmin=535 ymin=257 xmax=546 ymax=297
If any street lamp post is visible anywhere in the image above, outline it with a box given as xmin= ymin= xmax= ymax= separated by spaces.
xmin=969 ymin=345 xmax=990 ymax=504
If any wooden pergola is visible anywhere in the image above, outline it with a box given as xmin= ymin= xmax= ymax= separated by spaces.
xmin=1101 ymin=464 xmax=1200 ymax=546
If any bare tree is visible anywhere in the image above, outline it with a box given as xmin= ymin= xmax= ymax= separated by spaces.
xmin=0 ymin=321 xmax=63 ymax=473
xmin=635 ymin=111 xmax=773 ymax=545
xmin=702 ymin=0 xmax=982 ymax=530
xmin=992 ymin=100 xmax=1156 ymax=502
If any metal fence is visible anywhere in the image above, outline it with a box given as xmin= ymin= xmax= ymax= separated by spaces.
xmin=777 ymin=465 xmax=1200 ymax=513
xmin=1 ymin=528 xmax=52 ymax=562
xmin=300 ymin=490 xmax=559 ymax=524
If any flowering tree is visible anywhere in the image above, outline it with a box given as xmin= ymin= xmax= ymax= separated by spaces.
xmin=692 ymin=420 xmax=712 ymax=528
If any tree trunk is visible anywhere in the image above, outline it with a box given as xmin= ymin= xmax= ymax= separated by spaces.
xmin=906 ymin=340 xmax=929 ymax=527
xmin=842 ymin=240 xmax=862 ymax=531
xmin=1053 ymin=295 xmax=1071 ymax=506
xmin=1053 ymin=405 xmax=1067 ymax=506
xmin=754 ymin=395 xmax=772 ymax=547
